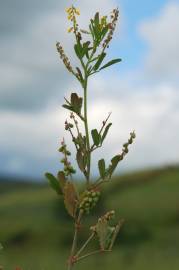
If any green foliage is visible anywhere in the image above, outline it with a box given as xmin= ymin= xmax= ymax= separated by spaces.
xmin=99 ymin=58 xmax=122 ymax=71
xmin=93 ymin=52 xmax=106 ymax=71
xmin=91 ymin=129 xmax=101 ymax=146
xmin=98 ymin=159 xmax=106 ymax=179
xmin=45 ymin=173 xmax=62 ymax=195
xmin=101 ymin=123 xmax=112 ymax=144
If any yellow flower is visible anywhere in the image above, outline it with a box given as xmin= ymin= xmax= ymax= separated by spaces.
xmin=68 ymin=14 xmax=73 ymax=20
xmin=65 ymin=7 xmax=72 ymax=13
xmin=75 ymin=8 xmax=80 ymax=15
xmin=67 ymin=27 xmax=73 ymax=33
xmin=65 ymin=6 xmax=80 ymax=17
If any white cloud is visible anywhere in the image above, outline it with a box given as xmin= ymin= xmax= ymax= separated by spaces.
xmin=0 ymin=0 xmax=118 ymax=111
xmin=1 ymin=79 xmax=178 ymax=177
xmin=139 ymin=1 xmax=179 ymax=82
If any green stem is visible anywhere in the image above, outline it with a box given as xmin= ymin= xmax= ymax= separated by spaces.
xmin=68 ymin=212 xmax=83 ymax=270
xmin=83 ymin=75 xmax=91 ymax=186
xmin=68 ymin=228 xmax=78 ymax=270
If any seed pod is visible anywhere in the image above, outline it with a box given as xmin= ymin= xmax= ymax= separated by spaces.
xmin=79 ymin=189 xmax=101 ymax=213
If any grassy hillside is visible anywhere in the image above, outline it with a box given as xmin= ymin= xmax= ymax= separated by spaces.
xmin=0 ymin=166 xmax=179 ymax=270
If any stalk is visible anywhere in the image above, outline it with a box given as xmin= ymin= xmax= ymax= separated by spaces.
xmin=83 ymin=75 xmax=91 ymax=186
xmin=68 ymin=212 xmax=82 ymax=270
xmin=68 ymin=227 xmax=78 ymax=270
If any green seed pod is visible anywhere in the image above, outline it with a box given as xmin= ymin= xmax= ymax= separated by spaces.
xmin=85 ymin=203 xmax=90 ymax=208
xmin=66 ymin=150 xmax=71 ymax=156
xmin=88 ymin=198 xmax=92 ymax=203
xmin=93 ymin=197 xmax=99 ymax=203
xmin=69 ymin=123 xmax=74 ymax=128
xmin=59 ymin=145 xmax=65 ymax=152
xmin=60 ymin=158 xmax=65 ymax=163
xmin=91 ymin=192 xmax=96 ymax=197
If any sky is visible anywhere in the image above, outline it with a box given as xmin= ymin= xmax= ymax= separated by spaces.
xmin=0 ymin=0 xmax=179 ymax=179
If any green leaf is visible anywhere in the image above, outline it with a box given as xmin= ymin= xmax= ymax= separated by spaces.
xmin=74 ymin=43 xmax=83 ymax=59
xmin=45 ymin=173 xmax=62 ymax=195
xmin=62 ymin=104 xmax=73 ymax=111
xmin=71 ymin=93 xmax=83 ymax=114
xmin=0 ymin=243 xmax=3 ymax=251
xmin=57 ymin=171 xmax=66 ymax=193
xmin=74 ymin=44 xmax=80 ymax=59
xmin=76 ymin=67 xmax=83 ymax=83
xmin=83 ymin=41 xmax=90 ymax=58
xmin=107 ymin=155 xmax=122 ymax=177
xmin=91 ymin=17 xmax=100 ymax=43
xmin=101 ymin=25 xmax=109 ymax=40
xmin=93 ymin=52 xmax=106 ymax=71
xmin=89 ymin=56 xmax=99 ymax=63
xmin=101 ymin=123 xmax=112 ymax=143
xmin=100 ymin=58 xmax=122 ymax=71
xmin=64 ymin=181 xmax=78 ymax=218
xmin=89 ymin=23 xmax=95 ymax=40
xmin=94 ymin=12 xmax=100 ymax=37
xmin=76 ymin=150 xmax=87 ymax=172
xmin=91 ymin=129 xmax=101 ymax=146
xmin=98 ymin=159 xmax=106 ymax=179
xmin=94 ymin=12 xmax=100 ymax=28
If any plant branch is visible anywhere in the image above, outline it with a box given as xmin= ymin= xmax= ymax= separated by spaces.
xmin=68 ymin=211 xmax=83 ymax=270
xmin=90 ymin=112 xmax=111 ymax=152
xmin=75 ymin=232 xmax=95 ymax=258
xmin=83 ymin=75 xmax=91 ymax=186
xmin=76 ymin=249 xmax=111 ymax=263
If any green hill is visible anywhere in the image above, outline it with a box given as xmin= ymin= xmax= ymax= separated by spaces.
xmin=0 ymin=166 xmax=179 ymax=270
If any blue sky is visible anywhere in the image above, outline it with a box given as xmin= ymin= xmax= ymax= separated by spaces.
xmin=0 ymin=0 xmax=179 ymax=179
xmin=112 ymin=0 xmax=170 ymax=70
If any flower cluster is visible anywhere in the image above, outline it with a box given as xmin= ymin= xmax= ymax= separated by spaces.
xmin=120 ymin=131 xmax=136 ymax=158
xmin=103 ymin=8 xmax=119 ymax=49
xmin=56 ymin=42 xmax=75 ymax=74
xmin=90 ymin=210 xmax=115 ymax=233
xmin=79 ymin=190 xmax=101 ymax=214
xmin=66 ymin=6 xmax=80 ymax=20
xmin=59 ymin=139 xmax=76 ymax=176
xmin=66 ymin=6 xmax=80 ymax=34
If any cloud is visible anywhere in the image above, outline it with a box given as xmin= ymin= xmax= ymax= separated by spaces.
xmin=1 ymin=78 xmax=178 ymax=178
xmin=1 ymin=0 xmax=179 ymax=178
xmin=139 ymin=1 xmax=179 ymax=82
xmin=0 ymin=0 xmax=118 ymax=112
